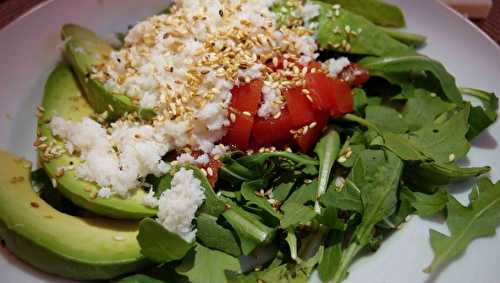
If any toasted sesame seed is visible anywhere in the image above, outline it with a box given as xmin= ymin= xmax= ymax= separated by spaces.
xmin=242 ymin=111 xmax=252 ymax=117
xmin=229 ymin=112 xmax=236 ymax=122
xmin=113 ymin=235 xmax=126 ymax=241
xmin=338 ymin=156 xmax=347 ymax=163
xmin=30 ymin=202 xmax=39 ymax=208
xmin=448 ymin=153 xmax=455 ymax=162
xmin=51 ymin=178 xmax=57 ymax=188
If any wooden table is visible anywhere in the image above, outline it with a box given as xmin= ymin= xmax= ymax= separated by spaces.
xmin=1 ymin=0 xmax=499 ymax=44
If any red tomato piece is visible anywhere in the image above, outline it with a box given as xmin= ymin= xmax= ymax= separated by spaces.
xmin=205 ymin=159 xmax=221 ymax=188
xmin=295 ymin=110 xmax=330 ymax=153
xmin=284 ymin=87 xmax=316 ymax=128
xmin=222 ymin=111 xmax=254 ymax=150
xmin=305 ymin=72 xmax=336 ymax=110
xmin=230 ymin=80 xmax=263 ymax=115
xmin=329 ymin=79 xmax=353 ymax=116
xmin=339 ymin=64 xmax=370 ymax=86
xmin=252 ymin=110 xmax=293 ymax=147
xmin=307 ymin=61 xmax=322 ymax=71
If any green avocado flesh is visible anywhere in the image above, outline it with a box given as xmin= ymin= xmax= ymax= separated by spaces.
xmin=38 ymin=64 xmax=156 ymax=219
xmin=0 ymin=150 xmax=150 ymax=280
xmin=61 ymin=24 xmax=155 ymax=120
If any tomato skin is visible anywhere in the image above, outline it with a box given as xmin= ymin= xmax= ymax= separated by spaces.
xmin=222 ymin=111 xmax=254 ymax=150
xmin=329 ymin=79 xmax=353 ymax=116
xmin=205 ymin=158 xmax=221 ymax=188
xmin=230 ymin=80 xmax=263 ymax=115
xmin=295 ymin=110 xmax=329 ymax=153
xmin=305 ymin=72 xmax=336 ymax=111
xmin=252 ymin=110 xmax=293 ymax=147
xmin=284 ymin=87 xmax=316 ymax=128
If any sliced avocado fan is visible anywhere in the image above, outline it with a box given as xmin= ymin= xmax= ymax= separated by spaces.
xmin=38 ymin=64 xmax=156 ymax=219
xmin=0 ymin=150 xmax=150 ymax=280
xmin=61 ymin=24 xmax=155 ymax=120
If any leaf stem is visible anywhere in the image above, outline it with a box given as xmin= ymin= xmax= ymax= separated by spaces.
xmin=342 ymin=114 xmax=380 ymax=133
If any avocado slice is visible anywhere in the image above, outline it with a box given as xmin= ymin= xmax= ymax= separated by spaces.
xmin=61 ymin=24 xmax=155 ymax=120
xmin=38 ymin=64 xmax=156 ymax=219
xmin=0 ymin=150 xmax=150 ymax=280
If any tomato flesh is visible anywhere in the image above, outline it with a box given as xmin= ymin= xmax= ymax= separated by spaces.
xmin=222 ymin=112 xmax=254 ymax=150
xmin=305 ymin=71 xmax=353 ymax=116
xmin=295 ymin=110 xmax=329 ymax=153
xmin=230 ymin=80 xmax=263 ymax=115
xmin=284 ymin=87 xmax=316 ymax=128
xmin=252 ymin=110 xmax=293 ymax=147
xmin=329 ymin=79 xmax=353 ymax=116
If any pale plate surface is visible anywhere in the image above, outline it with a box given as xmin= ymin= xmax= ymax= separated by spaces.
xmin=0 ymin=0 xmax=499 ymax=282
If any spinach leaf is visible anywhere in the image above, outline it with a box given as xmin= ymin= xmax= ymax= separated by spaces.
xmin=321 ymin=0 xmax=406 ymax=27
xmin=352 ymin=88 xmax=368 ymax=113
xmin=282 ymin=180 xmax=318 ymax=209
xmin=280 ymin=203 xmax=317 ymax=229
xmin=241 ymin=180 xmax=282 ymax=220
xmin=321 ymin=178 xmax=362 ymax=213
xmin=411 ymin=188 xmax=449 ymax=217
xmin=461 ymin=88 xmax=499 ymax=139
xmin=196 ymin=213 xmax=241 ymax=257
xmin=176 ymin=245 xmax=240 ymax=283
xmin=331 ymin=150 xmax=403 ymax=282
xmin=137 ymin=218 xmax=193 ymax=263
xmin=359 ymin=53 xmax=463 ymax=103
xmin=223 ymin=206 xmax=275 ymax=255
xmin=314 ymin=129 xmax=341 ymax=213
xmin=318 ymin=233 xmax=343 ymax=282
xmin=315 ymin=2 xmax=410 ymax=56
xmin=425 ymin=178 xmax=500 ymax=273
xmin=236 ymin=151 xmax=318 ymax=168
xmin=378 ymin=27 xmax=426 ymax=47
xmin=272 ymin=182 xmax=295 ymax=203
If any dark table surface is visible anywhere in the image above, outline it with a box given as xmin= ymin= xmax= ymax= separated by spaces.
xmin=0 ymin=0 xmax=499 ymax=44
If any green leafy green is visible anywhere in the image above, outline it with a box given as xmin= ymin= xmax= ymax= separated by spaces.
xmin=280 ymin=203 xmax=317 ymax=229
xmin=282 ymin=180 xmax=318 ymax=209
xmin=321 ymin=178 xmax=362 ymax=213
xmin=401 ymin=89 xmax=455 ymax=131
xmin=196 ymin=213 xmax=241 ymax=257
xmin=272 ymin=182 xmax=295 ymax=203
xmin=315 ymin=2 xmax=411 ymax=56
xmin=137 ymin=218 xmax=193 ymax=263
xmin=223 ymin=206 xmax=275 ymax=255
xmin=359 ymin=53 xmax=463 ymax=103
xmin=366 ymin=105 xmax=408 ymax=133
xmin=188 ymin=166 xmax=226 ymax=217
xmin=461 ymin=88 xmax=499 ymax=139
xmin=241 ymin=180 xmax=282 ymax=220
xmin=425 ymin=178 xmax=500 ymax=273
xmin=321 ymin=0 xmax=406 ymax=27
xmin=314 ymin=129 xmax=341 ymax=212
xmin=285 ymin=228 xmax=299 ymax=262
xmin=236 ymin=151 xmax=318 ymax=169
xmin=378 ymin=27 xmax=426 ymax=47
xmin=405 ymin=161 xmax=490 ymax=188
xmin=411 ymin=188 xmax=449 ymax=216
xmin=117 ymin=274 xmax=165 ymax=283
xmin=331 ymin=150 xmax=403 ymax=282
xmin=176 ymin=245 xmax=240 ymax=283
xmin=318 ymin=233 xmax=343 ymax=282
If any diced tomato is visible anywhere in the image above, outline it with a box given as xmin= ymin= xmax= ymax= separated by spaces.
xmin=266 ymin=55 xmax=285 ymax=71
xmin=284 ymin=87 xmax=316 ymax=128
xmin=230 ymin=80 xmax=263 ymax=115
xmin=222 ymin=111 xmax=254 ymax=150
xmin=305 ymin=71 xmax=353 ymax=116
xmin=295 ymin=110 xmax=330 ymax=153
xmin=307 ymin=60 xmax=322 ymax=71
xmin=328 ymin=79 xmax=353 ymax=116
xmin=252 ymin=110 xmax=293 ymax=147
xmin=339 ymin=64 xmax=370 ymax=86
xmin=205 ymin=158 xmax=221 ymax=188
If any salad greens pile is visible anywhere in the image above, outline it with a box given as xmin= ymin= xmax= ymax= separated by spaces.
xmin=25 ymin=1 xmax=500 ymax=283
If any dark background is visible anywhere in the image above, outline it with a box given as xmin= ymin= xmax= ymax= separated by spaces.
xmin=0 ymin=0 xmax=499 ymax=44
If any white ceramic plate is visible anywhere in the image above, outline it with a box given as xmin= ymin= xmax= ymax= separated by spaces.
xmin=0 ymin=1 xmax=499 ymax=282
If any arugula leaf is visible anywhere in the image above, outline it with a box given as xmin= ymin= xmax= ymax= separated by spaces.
xmin=425 ymin=178 xmax=500 ymax=273
xmin=331 ymin=150 xmax=403 ymax=282
xmin=223 ymin=206 xmax=275 ymax=255
xmin=461 ymin=88 xmax=499 ymax=139
xmin=405 ymin=161 xmax=490 ymax=187
xmin=280 ymin=203 xmax=317 ymax=229
xmin=241 ymin=180 xmax=282 ymax=220
xmin=352 ymin=88 xmax=368 ymax=113
xmin=321 ymin=0 xmax=406 ymax=27
xmin=196 ymin=213 xmax=241 ymax=257
xmin=384 ymin=186 xmax=416 ymax=227
xmin=366 ymin=105 xmax=408 ymax=133
xmin=315 ymin=2 xmax=410 ymax=56
xmin=117 ymin=274 xmax=165 ymax=283
xmin=272 ymin=182 xmax=295 ymax=203
xmin=314 ymin=129 xmax=341 ymax=213
xmin=318 ymin=233 xmax=343 ymax=282
xmin=285 ymin=228 xmax=299 ymax=262
xmin=320 ymin=178 xmax=362 ymax=213
xmin=401 ymin=89 xmax=455 ymax=131
xmin=236 ymin=151 xmax=318 ymax=168
xmin=137 ymin=218 xmax=193 ymax=263
xmin=219 ymin=157 xmax=259 ymax=182
xmin=176 ymin=244 xmax=240 ymax=283
xmin=378 ymin=27 xmax=426 ymax=47
xmin=282 ymin=180 xmax=318 ymax=209
xmin=359 ymin=53 xmax=463 ymax=103
xmin=411 ymin=188 xmax=448 ymax=216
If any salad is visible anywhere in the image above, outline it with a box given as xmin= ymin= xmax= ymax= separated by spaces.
xmin=0 ymin=0 xmax=499 ymax=282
